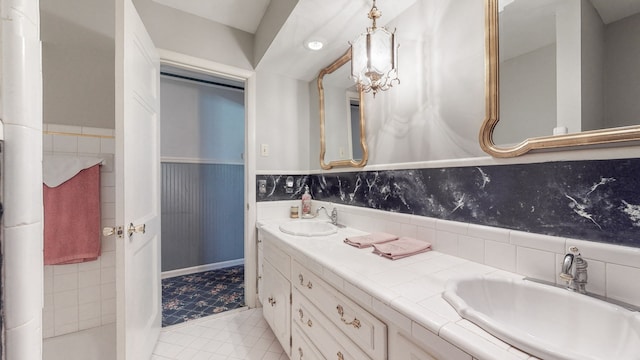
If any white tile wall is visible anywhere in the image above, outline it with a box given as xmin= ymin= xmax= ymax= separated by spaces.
xmin=257 ymin=200 xmax=640 ymax=309
xmin=42 ymin=124 xmax=116 ymax=338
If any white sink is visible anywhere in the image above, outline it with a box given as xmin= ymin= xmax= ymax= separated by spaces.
xmin=443 ymin=276 xmax=640 ymax=360
xmin=279 ymin=220 xmax=337 ymax=237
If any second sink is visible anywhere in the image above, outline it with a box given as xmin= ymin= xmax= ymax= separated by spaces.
xmin=443 ymin=276 xmax=640 ymax=360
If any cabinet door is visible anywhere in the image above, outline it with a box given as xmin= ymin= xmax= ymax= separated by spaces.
xmin=262 ymin=260 xmax=291 ymax=356
xmin=292 ymin=323 xmax=325 ymax=360
xmin=393 ymin=333 xmax=437 ymax=360
xmin=257 ymin=231 xmax=264 ymax=304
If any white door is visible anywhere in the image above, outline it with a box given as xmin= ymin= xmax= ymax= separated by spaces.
xmin=115 ymin=0 xmax=161 ymax=359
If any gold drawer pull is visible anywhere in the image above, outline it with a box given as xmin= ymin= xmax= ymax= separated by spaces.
xmin=337 ymin=351 xmax=344 ymax=360
xmin=298 ymin=347 xmax=304 ymax=359
xmin=298 ymin=274 xmax=313 ymax=289
xmin=298 ymin=308 xmax=313 ymax=327
xmin=268 ymin=297 xmax=276 ymax=306
xmin=336 ymin=305 xmax=361 ymax=329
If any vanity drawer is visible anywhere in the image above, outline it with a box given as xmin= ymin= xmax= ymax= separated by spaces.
xmin=292 ymin=260 xmax=387 ymax=360
xmin=293 ymin=288 xmax=372 ymax=360
xmin=264 ymin=235 xmax=291 ymax=280
xmin=292 ymin=323 xmax=325 ymax=360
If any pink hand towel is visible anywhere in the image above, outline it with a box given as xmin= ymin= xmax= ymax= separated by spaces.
xmin=44 ymin=164 xmax=101 ymax=265
xmin=372 ymin=237 xmax=432 ymax=260
xmin=344 ymin=232 xmax=399 ymax=248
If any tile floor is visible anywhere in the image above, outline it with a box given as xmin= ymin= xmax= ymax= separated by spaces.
xmin=152 ymin=308 xmax=288 ymax=360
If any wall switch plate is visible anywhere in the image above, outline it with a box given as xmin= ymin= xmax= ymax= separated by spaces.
xmin=258 ymin=179 xmax=267 ymax=194
xmin=260 ymin=144 xmax=269 ymax=157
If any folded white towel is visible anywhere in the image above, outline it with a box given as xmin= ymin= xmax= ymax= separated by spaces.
xmin=43 ymin=155 xmax=103 ymax=187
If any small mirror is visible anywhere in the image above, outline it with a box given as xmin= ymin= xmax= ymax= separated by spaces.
xmin=319 ymin=49 xmax=368 ymax=170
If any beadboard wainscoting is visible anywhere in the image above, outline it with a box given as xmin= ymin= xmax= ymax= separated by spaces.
xmin=161 ymin=161 xmax=244 ymax=272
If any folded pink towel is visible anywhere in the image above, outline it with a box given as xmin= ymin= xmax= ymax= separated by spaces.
xmin=372 ymin=237 xmax=432 ymax=260
xmin=344 ymin=232 xmax=399 ymax=248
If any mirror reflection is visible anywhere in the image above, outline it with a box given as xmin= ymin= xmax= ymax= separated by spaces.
xmin=494 ymin=0 xmax=640 ymax=146
xmin=318 ymin=50 xmax=368 ymax=170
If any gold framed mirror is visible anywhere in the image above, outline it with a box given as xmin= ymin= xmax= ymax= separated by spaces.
xmin=318 ymin=49 xmax=368 ymax=170
xmin=480 ymin=0 xmax=640 ymax=158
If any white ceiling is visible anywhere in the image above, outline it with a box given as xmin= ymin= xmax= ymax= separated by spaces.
xmin=500 ymin=0 xmax=640 ymax=61
xmin=152 ymin=0 xmax=272 ymax=34
xmin=591 ymin=0 xmax=640 ymax=24
xmin=151 ymin=0 xmax=417 ymax=81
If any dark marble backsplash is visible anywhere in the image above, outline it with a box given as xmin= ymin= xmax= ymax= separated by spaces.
xmin=257 ymin=158 xmax=640 ymax=247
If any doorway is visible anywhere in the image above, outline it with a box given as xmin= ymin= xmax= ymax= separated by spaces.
xmin=159 ymin=65 xmax=247 ymax=326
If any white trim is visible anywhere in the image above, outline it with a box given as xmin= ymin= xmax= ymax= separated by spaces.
xmin=158 ymin=49 xmax=258 ymax=309
xmin=161 ymin=156 xmax=244 ymax=165
xmin=256 ymin=169 xmax=311 ymax=175
xmin=161 ymin=259 xmax=245 ymax=279
xmin=158 ymin=49 xmax=253 ymax=81
xmin=307 ymin=145 xmax=640 ymax=174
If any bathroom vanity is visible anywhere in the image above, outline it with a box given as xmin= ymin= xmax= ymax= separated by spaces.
xmin=257 ymin=220 xmax=536 ymax=360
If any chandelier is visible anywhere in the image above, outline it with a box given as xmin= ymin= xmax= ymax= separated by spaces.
xmin=350 ymin=0 xmax=400 ymax=96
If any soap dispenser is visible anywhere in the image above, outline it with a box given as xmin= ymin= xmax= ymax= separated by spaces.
xmin=301 ymin=185 xmax=312 ymax=216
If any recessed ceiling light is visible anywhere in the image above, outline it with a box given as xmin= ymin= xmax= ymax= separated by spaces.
xmin=305 ymin=40 xmax=324 ymax=51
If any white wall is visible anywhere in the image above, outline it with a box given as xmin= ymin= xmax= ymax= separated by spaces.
xmin=255 ymin=71 xmax=311 ymax=172
xmin=353 ymin=0 xmax=486 ymax=165
xmin=134 ymin=0 xmax=254 ymax=71
xmin=555 ymin=0 xmax=582 ymax=134
xmin=42 ymin=125 xmax=117 ymax=338
xmin=2 ymin=1 xmax=44 ymax=358
xmin=160 ymin=76 xmax=245 ymax=163
xmin=323 ymin=84 xmax=351 ymax=162
xmin=41 ymin=0 xmax=115 ymax=129
xmin=580 ymin=0 xmax=605 ymax=132
xmin=604 ymin=12 xmax=640 ymax=128
xmin=496 ymin=44 xmax=557 ymax=145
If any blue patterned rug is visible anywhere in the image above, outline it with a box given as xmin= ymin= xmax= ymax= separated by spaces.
xmin=162 ymin=265 xmax=245 ymax=327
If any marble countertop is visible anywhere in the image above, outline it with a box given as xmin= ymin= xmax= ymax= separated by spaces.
xmin=258 ymin=219 xmax=540 ymax=360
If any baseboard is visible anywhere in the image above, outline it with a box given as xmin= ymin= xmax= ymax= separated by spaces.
xmin=161 ymin=258 xmax=244 ymax=279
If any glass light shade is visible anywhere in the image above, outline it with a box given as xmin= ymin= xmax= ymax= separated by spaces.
xmin=351 ymin=26 xmax=399 ymax=95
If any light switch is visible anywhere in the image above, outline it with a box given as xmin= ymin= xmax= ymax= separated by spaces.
xmin=260 ymin=144 xmax=269 ymax=157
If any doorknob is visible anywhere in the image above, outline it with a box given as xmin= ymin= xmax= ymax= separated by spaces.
xmin=128 ymin=223 xmax=146 ymax=237
xmin=103 ymin=226 xmax=124 ymax=239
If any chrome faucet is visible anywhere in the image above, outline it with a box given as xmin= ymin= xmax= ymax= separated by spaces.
xmin=559 ymin=246 xmax=588 ymax=294
xmin=316 ymin=206 xmax=338 ymax=226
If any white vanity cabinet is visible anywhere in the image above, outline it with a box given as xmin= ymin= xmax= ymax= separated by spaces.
xmin=292 ymin=260 xmax=387 ymax=360
xmin=257 ymin=230 xmax=264 ymax=303
xmin=292 ymin=323 xmax=325 ymax=360
xmin=258 ymin=225 xmax=471 ymax=360
xmin=388 ymin=327 xmax=471 ymax=360
xmin=293 ymin=287 xmax=373 ymax=360
xmin=261 ymin=236 xmax=292 ymax=356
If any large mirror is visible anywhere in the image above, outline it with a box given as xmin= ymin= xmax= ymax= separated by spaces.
xmin=480 ymin=0 xmax=640 ymax=157
xmin=318 ymin=49 xmax=368 ymax=169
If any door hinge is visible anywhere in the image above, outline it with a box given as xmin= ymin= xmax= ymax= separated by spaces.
xmin=290 ymin=293 xmax=292 ymax=305
xmin=290 ymin=336 xmax=292 ymax=347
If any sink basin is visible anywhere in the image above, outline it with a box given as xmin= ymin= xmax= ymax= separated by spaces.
xmin=443 ymin=276 xmax=640 ymax=360
xmin=279 ymin=220 xmax=337 ymax=237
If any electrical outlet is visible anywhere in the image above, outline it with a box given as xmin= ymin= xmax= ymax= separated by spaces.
xmin=260 ymin=144 xmax=269 ymax=157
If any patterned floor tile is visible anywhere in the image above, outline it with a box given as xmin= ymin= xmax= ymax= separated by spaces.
xmin=162 ymin=265 xmax=245 ymax=327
